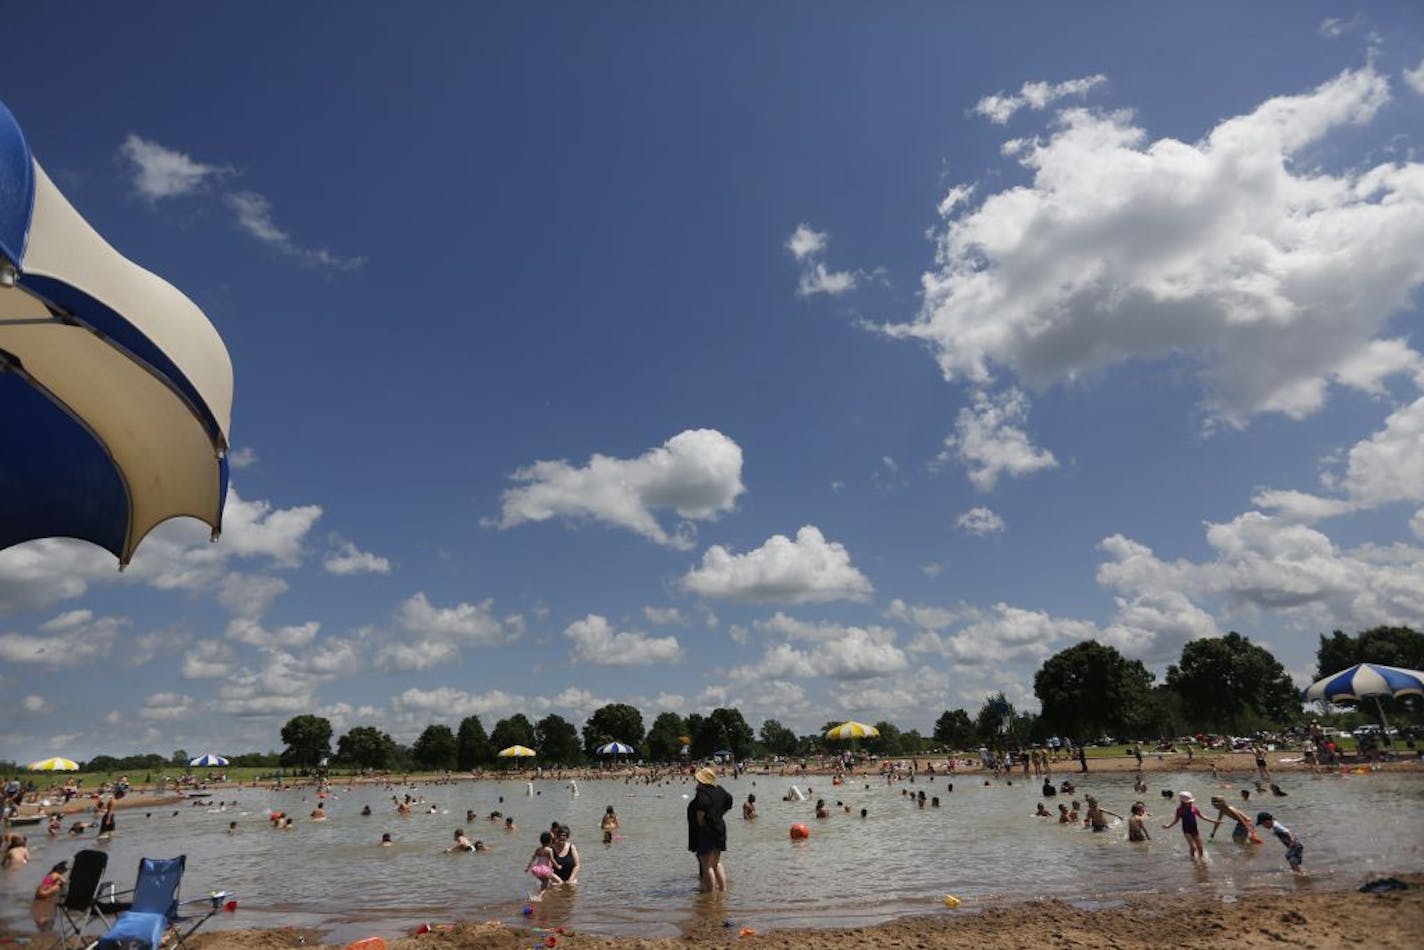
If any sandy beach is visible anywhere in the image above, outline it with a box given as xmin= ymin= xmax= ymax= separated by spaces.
xmin=180 ymin=873 xmax=1424 ymax=949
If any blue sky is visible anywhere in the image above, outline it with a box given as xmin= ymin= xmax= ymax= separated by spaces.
xmin=3 ymin=3 xmax=1423 ymax=761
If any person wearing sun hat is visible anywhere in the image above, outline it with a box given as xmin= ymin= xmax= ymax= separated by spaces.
xmin=1162 ymin=790 xmax=1220 ymax=862
xmin=687 ymin=765 xmax=733 ymax=892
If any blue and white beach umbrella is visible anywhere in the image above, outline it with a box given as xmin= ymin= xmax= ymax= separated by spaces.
xmin=0 ymin=99 xmax=233 ymax=566
xmin=596 ymin=741 xmax=635 ymax=756
xmin=1303 ymin=663 xmax=1424 ymax=728
xmin=189 ymin=754 xmax=230 ymax=768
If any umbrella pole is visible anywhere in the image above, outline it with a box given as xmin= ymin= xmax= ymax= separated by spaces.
xmin=1373 ymin=694 xmax=1390 ymax=732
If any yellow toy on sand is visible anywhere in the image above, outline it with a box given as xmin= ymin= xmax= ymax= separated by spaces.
xmin=943 ymin=895 xmax=962 ymax=908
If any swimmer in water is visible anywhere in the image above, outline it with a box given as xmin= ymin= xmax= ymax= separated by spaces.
xmin=1127 ymin=802 xmax=1150 ymax=842
xmin=1083 ymin=796 xmax=1121 ymax=832
xmin=600 ymin=806 xmax=620 ymax=843
xmin=1035 ymin=802 xmax=1050 ymax=817
xmin=1208 ymin=796 xmax=1260 ymax=844
xmin=380 ymin=832 xmax=393 ymax=847
xmin=742 ymin=794 xmax=757 ymax=820
xmin=447 ymin=829 xmax=475 ymax=852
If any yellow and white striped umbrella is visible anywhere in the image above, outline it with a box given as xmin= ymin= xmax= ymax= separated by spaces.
xmin=496 ymin=745 xmax=537 ymax=758
xmin=824 ymin=721 xmax=879 ymax=741
xmin=28 ymin=757 xmax=79 ymax=771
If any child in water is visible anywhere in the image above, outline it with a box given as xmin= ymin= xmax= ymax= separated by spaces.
xmin=1162 ymin=791 xmax=1219 ymax=861
xmin=600 ymin=806 xmax=620 ymax=843
xmin=525 ymin=831 xmax=560 ymax=896
xmin=1128 ymin=802 xmax=1150 ymax=841
xmin=1256 ymin=813 xmax=1304 ymax=872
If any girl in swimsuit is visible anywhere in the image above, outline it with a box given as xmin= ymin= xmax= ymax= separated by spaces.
xmin=1162 ymin=791 xmax=1219 ymax=861
xmin=525 ymin=832 xmax=560 ymax=896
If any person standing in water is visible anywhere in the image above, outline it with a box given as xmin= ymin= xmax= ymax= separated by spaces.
xmin=1208 ymin=796 xmax=1261 ymax=844
xmin=1163 ymin=791 xmax=1219 ymax=861
xmin=687 ymin=766 xmax=733 ymax=893
xmin=600 ymin=806 xmax=620 ymax=844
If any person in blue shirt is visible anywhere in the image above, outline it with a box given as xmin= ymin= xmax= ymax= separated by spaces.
xmin=1255 ymin=812 xmax=1303 ymax=871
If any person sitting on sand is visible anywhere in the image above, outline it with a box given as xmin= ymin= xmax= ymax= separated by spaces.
xmin=1208 ymin=796 xmax=1260 ymax=844
xmin=1128 ymin=802 xmax=1150 ymax=841
xmin=447 ymin=828 xmax=475 ymax=852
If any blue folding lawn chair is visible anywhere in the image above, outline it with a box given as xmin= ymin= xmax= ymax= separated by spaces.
xmin=95 ymin=856 xmax=227 ymax=950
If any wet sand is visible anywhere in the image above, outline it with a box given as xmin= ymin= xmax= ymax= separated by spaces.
xmin=183 ymin=873 xmax=1424 ymax=949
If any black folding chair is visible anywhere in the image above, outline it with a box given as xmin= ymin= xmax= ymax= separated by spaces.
xmin=50 ymin=848 xmax=111 ymax=949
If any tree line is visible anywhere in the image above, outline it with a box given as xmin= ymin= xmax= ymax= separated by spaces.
xmin=270 ymin=625 xmax=1421 ymax=769
xmin=14 ymin=625 xmax=1414 ymax=775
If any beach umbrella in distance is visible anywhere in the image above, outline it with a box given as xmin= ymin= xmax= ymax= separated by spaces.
xmin=0 ymin=98 xmax=233 ymax=567
xmin=28 ymin=757 xmax=79 ymax=771
xmin=596 ymin=741 xmax=635 ymax=756
xmin=1303 ymin=663 xmax=1424 ymax=730
xmin=824 ymin=721 xmax=880 ymax=741
xmin=496 ymin=745 xmax=537 ymax=758
xmin=189 ymin=754 xmax=230 ymax=767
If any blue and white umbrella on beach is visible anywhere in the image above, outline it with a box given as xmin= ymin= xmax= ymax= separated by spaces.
xmin=596 ymin=741 xmax=635 ymax=756
xmin=189 ymin=754 xmax=230 ymax=768
xmin=1303 ymin=663 xmax=1424 ymax=728
xmin=1 ymin=98 xmax=233 ymax=567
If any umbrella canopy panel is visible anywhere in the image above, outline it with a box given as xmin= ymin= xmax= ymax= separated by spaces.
xmin=825 ymin=721 xmax=879 ymax=741
xmin=189 ymin=754 xmax=230 ymax=767
xmin=596 ymin=741 xmax=635 ymax=755
xmin=28 ymin=757 xmax=79 ymax=771
xmin=497 ymin=745 xmax=537 ymax=758
xmin=1303 ymin=663 xmax=1424 ymax=703
xmin=0 ymin=99 xmax=232 ymax=565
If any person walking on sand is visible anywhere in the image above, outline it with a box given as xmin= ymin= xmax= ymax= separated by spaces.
xmin=687 ymin=766 xmax=733 ymax=893
xmin=1256 ymin=813 xmax=1304 ymax=872
xmin=1163 ymin=791 xmax=1219 ymax=861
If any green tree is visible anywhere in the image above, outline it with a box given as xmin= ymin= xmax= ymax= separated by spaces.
xmin=456 ymin=715 xmax=492 ymax=770
xmin=411 ymin=724 xmax=458 ymax=770
xmin=171 ymin=749 xmax=189 ymax=767
xmin=336 ymin=726 xmax=398 ymax=769
xmin=581 ymin=703 xmax=646 ymax=757
xmin=536 ymin=714 xmax=583 ymax=764
xmin=932 ymin=709 xmax=976 ymax=749
xmin=645 ymin=712 xmax=688 ymax=761
xmin=759 ymin=719 xmax=799 ymax=757
xmin=974 ymin=693 xmax=1015 ymax=746
xmin=1316 ymin=627 xmax=1424 ymax=677
xmin=1166 ymin=632 xmax=1299 ymax=733
xmin=1034 ymin=640 xmax=1155 ymax=741
xmin=489 ymin=714 xmax=537 ymax=753
xmin=688 ymin=708 xmax=753 ymax=759
xmin=865 ymin=720 xmax=904 ymax=756
xmin=279 ymin=714 xmax=333 ymax=767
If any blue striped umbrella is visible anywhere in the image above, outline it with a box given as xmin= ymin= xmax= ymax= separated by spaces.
xmin=596 ymin=741 xmax=635 ymax=756
xmin=189 ymin=754 xmax=230 ymax=767
xmin=1303 ymin=663 xmax=1424 ymax=728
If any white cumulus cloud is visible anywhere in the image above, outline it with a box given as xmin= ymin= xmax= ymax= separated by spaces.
xmin=956 ymin=506 xmax=1006 ymax=536
xmin=890 ymin=66 xmax=1424 ymax=427
xmin=564 ymin=614 xmax=684 ymax=666
xmin=787 ymin=224 xmax=858 ymax=297
xmin=941 ymin=388 xmax=1057 ymax=490
xmin=118 ymin=135 xmax=230 ymax=200
xmin=323 ymin=541 xmax=392 ymax=576
xmin=973 ymin=74 xmax=1107 ymax=124
xmin=498 ymin=429 xmax=745 ymax=549
xmin=681 ymin=525 xmax=873 ymax=604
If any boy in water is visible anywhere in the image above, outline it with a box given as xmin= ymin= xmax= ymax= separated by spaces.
xmin=1162 ymin=791 xmax=1219 ymax=861
xmin=1256 ymin=812 xmax=1304 ymax=872
xmin=1208 ymin=796 xmax=1260 ymax=844
xmin=1128 ymin=802 xmax=1150 ymax=841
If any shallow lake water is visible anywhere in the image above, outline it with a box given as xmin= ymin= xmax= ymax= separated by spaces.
xmin=4 ymin=769 xmax=1423 ymax=944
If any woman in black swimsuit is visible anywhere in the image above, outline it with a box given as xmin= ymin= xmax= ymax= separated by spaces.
xmin=551 ymin=824 xmax=579 ymax=884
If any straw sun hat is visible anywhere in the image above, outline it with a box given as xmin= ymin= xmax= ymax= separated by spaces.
xmin=694 ymin=766 xmax=718 ymax=785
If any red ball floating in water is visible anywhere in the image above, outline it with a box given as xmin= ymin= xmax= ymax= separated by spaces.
xmin=789 ymin=823 xmax=810 ymax=840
